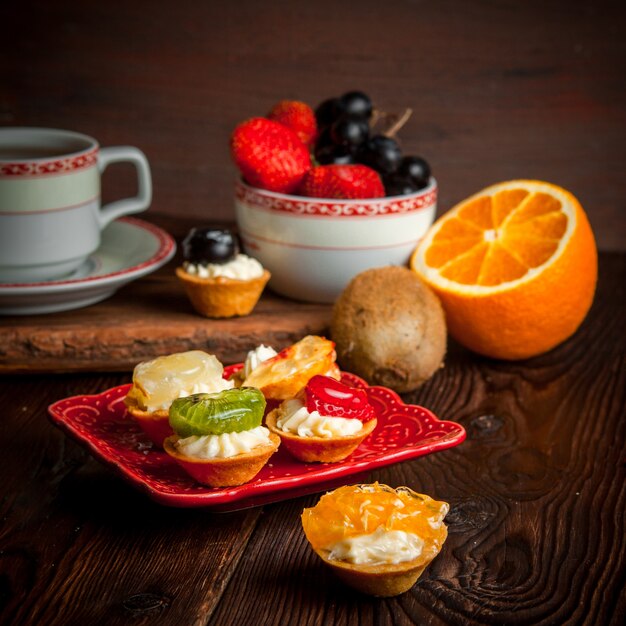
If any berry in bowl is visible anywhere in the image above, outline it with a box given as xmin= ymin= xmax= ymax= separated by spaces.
xmin=231 ymin=91 xmax=437 ymax=303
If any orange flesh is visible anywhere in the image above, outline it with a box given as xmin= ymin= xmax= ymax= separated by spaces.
xmin=425 ymin=189 xmax=568 ymax=286
xmin=301 ymin=483 xmax=448 ymax=550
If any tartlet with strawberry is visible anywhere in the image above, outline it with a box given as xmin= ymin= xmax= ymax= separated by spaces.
xmin=265 ymin=375 xmax=377 ymax=463
xmin=176 ymin=227 xmax=270 ymax=318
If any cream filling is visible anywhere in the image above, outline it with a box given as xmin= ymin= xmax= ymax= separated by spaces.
xmin=327 ymin=526 xmax=425 ymax=565
xmin=184 ymin=254 xmax=264 ymax=280
xmin=276 ymin=398 xmax=362 ymax=438
xmin=243 ymin=344 xmax=278 ymax=378
xmin=174 ymin=426 xmax=271 ymax=459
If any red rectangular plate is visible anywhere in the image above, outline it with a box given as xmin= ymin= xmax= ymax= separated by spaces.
xmin=48 ymin=369 xmax=465 ymax=510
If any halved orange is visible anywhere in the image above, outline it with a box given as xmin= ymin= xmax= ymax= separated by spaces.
xmin=410 ymin=180 xmax=597 ymax=360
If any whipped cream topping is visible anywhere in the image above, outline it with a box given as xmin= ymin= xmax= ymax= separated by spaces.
xmin=130 ymin=351 xmax=234 ymax=413
xmin=276 ymin=398 xmax=363 ymax=438
xmin=327 ymin=526 xmax=425 ymax=565
xmin=174 ymin=426 xmax=272 ymax=459
xmin=184 ymin=254 xmax=264 ymax=280
xmin=243 ymin=344 xmax=278 ymax=378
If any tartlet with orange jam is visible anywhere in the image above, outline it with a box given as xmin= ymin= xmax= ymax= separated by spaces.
xmin=241 ymin=335 xmax=339 ymax=400
xmin=265 ymin=375 xmax=377 ymax=463
xmin=301 ymin=483 xmax=449 ymax=596
xmin=124 ymin=350 xmax=234 ymax=447
xmin=163 ymin=387 xmax=280 ymax=487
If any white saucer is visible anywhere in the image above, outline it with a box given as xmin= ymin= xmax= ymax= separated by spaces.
xmin=0 ymin=217 xmax=176 ymax=315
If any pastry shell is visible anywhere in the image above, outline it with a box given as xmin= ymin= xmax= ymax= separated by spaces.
xmin=125 ymin=398 xmax=173 ymax=448
xmin=265 ymin=409 xmax=376 ymax=463
xmin=311 ymin=528 xmax=447 ymax=597
xmin=163 ymin=432 xmax=280 ymax=487
xmin=241 ymin=336 xmax=338 ymax=401
xmin=176 ymin=267 xmax=270 ymax=318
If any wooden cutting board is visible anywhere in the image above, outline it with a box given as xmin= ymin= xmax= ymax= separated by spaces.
xmin=0 ymin=266 xmax=333 ymax=374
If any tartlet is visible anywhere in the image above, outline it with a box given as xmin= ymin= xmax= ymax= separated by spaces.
xmin=163 ymin=388 xmax=279 ymax=487
xmin=301 ymin=483 xmax=449 ymax=597
xmin=176 ymin=227 xmax=269 ymax=318
xmin=124 ymin=350 xmax=233 ymax=447
xmin=241 ymin=335 xmax=338 ymax=400
xmin=265 ymin=409 xmax=376 ymax=463
xmin=176 ymin=266 xmax=270 ymax=318
xmin=265 ymin=374 xmax=377 ymax=463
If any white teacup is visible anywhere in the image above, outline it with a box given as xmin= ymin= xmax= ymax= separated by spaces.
xmin=0 ymin=127 xmax=152 ymax=283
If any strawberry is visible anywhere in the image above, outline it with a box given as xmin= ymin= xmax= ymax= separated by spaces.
xmin=230 ymin=117 xmax=311 ymax=194
xmin=304 ymin=375 xmax=376 ymax=422
xmin=267 ymin=100 xmax=317 ymax=147
xmin=299 ymin=164 xmax=385 ymax=199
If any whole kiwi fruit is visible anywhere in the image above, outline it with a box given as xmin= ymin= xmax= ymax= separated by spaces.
xmin=331 ymin=266 xmax=446 ymax=393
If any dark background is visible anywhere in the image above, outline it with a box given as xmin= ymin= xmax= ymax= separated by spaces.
xmin=2 ymin=0 xmax=625 ymax=249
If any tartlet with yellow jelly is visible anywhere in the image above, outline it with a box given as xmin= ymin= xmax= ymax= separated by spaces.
xmin=176 ymin=227 xmax=269 ymax=318
xmin=124 ymin=350 xmax=234 ymax=447
xmin=163 ymin=387 xmax=280 ymax=487
xmin=301 ymin=483 xmax=449 ymax=597
xmin=265 ymin=375 xmax=377 ymax=463
xmin=241 ymin=335 xmax=339 ymax=400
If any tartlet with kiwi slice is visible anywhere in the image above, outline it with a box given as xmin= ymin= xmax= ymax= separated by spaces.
xmin=163 ymin=387 xmax=280 ymax=487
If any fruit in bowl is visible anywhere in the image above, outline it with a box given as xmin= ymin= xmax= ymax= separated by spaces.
xmin=231 ymin=92 xmax=437 ymax=303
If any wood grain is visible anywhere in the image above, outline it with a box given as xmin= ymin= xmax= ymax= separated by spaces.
xmin=0 ymin=373 xmax=265 ymax=626
xmin=0 ymin=273 xmax=331 ymax=374
xmin=207 ymin=253 xmax=625 ymax=625
xmin=2 ymin=257 xmax=620 ymax=624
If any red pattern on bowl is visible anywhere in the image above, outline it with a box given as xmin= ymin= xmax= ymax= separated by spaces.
xmin=48 ymin=367 xmax=465 ymax=509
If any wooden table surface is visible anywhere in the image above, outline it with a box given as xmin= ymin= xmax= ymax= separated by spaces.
xmin=0 ymin=241 xmax=624 ymax=625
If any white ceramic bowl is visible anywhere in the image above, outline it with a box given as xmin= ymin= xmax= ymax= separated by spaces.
xmin=234 ymin=178 xmax=437 ymax=303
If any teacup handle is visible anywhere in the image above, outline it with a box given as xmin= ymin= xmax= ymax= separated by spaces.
xmin=97 ymin=146 xmax=152 ymax=228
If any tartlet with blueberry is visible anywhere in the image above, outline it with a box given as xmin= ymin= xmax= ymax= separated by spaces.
xmin=176 ymin=227 xmax=270 ymax=318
